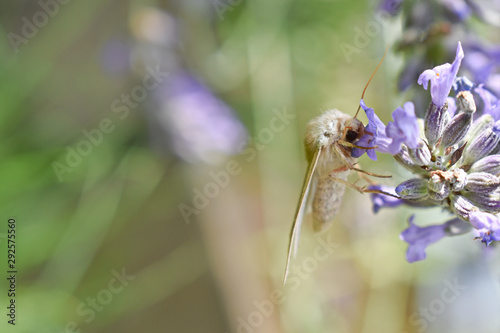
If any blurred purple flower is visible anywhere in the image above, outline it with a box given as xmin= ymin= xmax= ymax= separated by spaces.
xmin=100 ymin=38 xmax=131 ymax=75
xmin=461 ymin=41 xmax=500 ymax=97
xmin=475 ymin=84 xmax=500 ymax=121
xmin=398 ymin=58 xmax=428 ymax=92
xmin=151 ymin=72 xmax=247 ymax=164
xmin=453 ymin=76 xmax=474 ymax=92
xmin=469 ymin=211 xmax=500 ymax=245
xmin=462 ymin=42 xmax=497 ymax=84
xmin=400 ymin=215 xmax=447 ymax=263
xmin=418 ymin=42 xmax=465 ymax=108
xmin=441 ymin=0 xmax=471 ymax=21
xmin=466 ymin=1 xmax=500 ymax=27
xmin=379 ymin=0 xmax=404 ymax=15
xmin=369 ymin=185 xmax=403 ymax=213
xmin=400 ymin=216 xmax=469 ymax=263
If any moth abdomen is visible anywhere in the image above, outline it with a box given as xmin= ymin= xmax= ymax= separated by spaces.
xmin=312 ymin=172 xmax=348 ymax=232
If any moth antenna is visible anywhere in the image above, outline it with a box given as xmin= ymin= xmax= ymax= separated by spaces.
xmin=354 ymin=44 xmax=389 ymax=119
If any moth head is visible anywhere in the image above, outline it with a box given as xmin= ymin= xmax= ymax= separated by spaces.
xmin=343 ymin=117 xmax=365 ymax=144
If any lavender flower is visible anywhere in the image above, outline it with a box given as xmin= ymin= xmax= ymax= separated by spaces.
xmin=352 ymin=100 xmax=419 ymax=159
xmin=469 ymin=212 xmax=500 ymax=245
xmin=401 ymin=216 xmax=471 ymax=262
xmin=369 ymin=185 xmax=403 ymax=213
xmin=461 ymin=42 xmax=500 ymax=96
xmin=378 ymin=0 xmax=404 ymax=15
xmin=418 ymin=42 xmax=464 ymax=108
xmin=475 ymin=84 xmax=500 ymax=121
xmin=363 ymin=41 xmax=500 ymax=262
xmin=386 ymin=102 xmax=420 ymax=153
xmin=351 ymin=99 xmax=391 ymax=160
xmin=151 ymin=72 xmax=247 ymax=164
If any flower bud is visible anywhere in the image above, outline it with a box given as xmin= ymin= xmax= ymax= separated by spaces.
xmin=428 ymin=173 xmax=445 ymax=191
xmin=450 ymin=168 xmax=467 ymax=191
xmin=409 ymin=140 xmax=431 ymax=165
xmin=465 ymin=172 xmax=500 ymax=193
xmin=424 ymin=102 xmax=450 ymax=147
xmin=462 ymin=121 xmax=500 ymax=165
xmin=440 ymin=112 xmax=472 ymax=149
xmin=464 ymin=191 xmax=500 ymax=213
xmin=451 ymin=195 xmax=478 ymax=221
xmin=463 ymin=114 xmax=493 ymax=147
xmin=469 ymin=155 xmax=500 ymax=175
xmin=396 ymin=178 xmax=428 ymax=199
xmin=428 ymin=189 xmax=449 ymax=202
xmin=440 ymin=91 xmax=476 ymax=148
xmin=394 ymin=147 xmax=428 ymax=175
xmin=456 ymin=90 xmax=476 ymax=113
xmin=440 ymin=91 xmax=475 ymax=149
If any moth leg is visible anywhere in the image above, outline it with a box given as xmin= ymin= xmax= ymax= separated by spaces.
xmin=363 ymin=188 xmax=401 ymax=199
xmin=333 ymin=143 xmax=391 ymax=179
xmin=328 ymin=147 xmax=368 ymax=194
xmin=338 ymin=139 xmax=379 ymax=150
xmin=328 ymin=174 xmax=367 ymax=194
xmin=328 ymin=171 xmax=401 ymax=199
xmin=355 ymin=165 xmax=377 ymax=184
xmin=351 ymin=166 xmax=391 ymax=179
xmin=330 ymin=143 xmax=398 ymax=198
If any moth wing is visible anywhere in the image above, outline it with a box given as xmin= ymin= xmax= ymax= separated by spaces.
xmin=283 ymin=146 xmax=322 ymax=285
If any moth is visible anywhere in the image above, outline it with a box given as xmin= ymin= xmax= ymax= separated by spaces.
xmin=283 ymin=51 xmax=391 ymax=284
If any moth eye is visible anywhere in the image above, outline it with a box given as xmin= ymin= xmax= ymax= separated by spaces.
xmin=323 ymin=132 xmax=331 ymax=137
xmin=345 ymin=130 xmax=358 ymax=142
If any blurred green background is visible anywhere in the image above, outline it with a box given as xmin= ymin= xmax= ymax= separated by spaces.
xmin=1 ymin=1 xmax=499 ymax=333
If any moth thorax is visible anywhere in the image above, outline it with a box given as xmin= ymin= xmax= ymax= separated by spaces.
xmin=304 ymin=109 xmax=364 ymax=162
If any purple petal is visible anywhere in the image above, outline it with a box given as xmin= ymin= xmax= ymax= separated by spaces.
xmin=441 ymin=0 xmax=471 ymax=21
xmin=469 ymin=211 xmax=500 ymax=245
xmin=462 ymin=42 xmax=495 ymax=84
xmin=400 ymin=216 xmax=448 ymax=262
xmin=152 ymin=72 xmax=247 ymax=164
xmin=387 ymin=102 xmax=420 ymax=152
xmin=417 ymin=69 xmax=437 ymax=90
xmin=386 ymin=122 xmax=405 ymax=155
xmin=474 ymin=84 xmax=500 ymax=121
xmin=418 ymin=42 xmax=465 ymax=108
xmin=351 ymin=99 xmax=391 ymax=160
xmin=368 ymin=185 xmax=403 ymax=213
xmin=447 ymin=97 xmax=457 ymax=117
xmin=379 ymin=0 xmax=403 ymax=15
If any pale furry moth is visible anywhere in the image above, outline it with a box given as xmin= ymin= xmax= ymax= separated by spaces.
xmin=283 ymin=49 xmax=392 ymax=284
